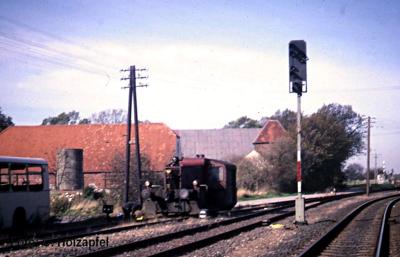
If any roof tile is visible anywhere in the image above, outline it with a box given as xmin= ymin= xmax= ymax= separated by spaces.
xmin=0 ymin=123 xmax=177 ymax=172
xmin=253 ymin=120 xmax=286 ymax=144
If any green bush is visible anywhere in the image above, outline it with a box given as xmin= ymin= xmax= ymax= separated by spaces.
xmin=83 ymin=184 xmax=104 ymax=200
xmin=51 ymin=195 xmax=72 ymax=216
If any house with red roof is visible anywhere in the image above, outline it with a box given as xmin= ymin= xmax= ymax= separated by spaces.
xmin=0 ymin=123 xmax=177 ymax=188
xmin=252 ymin=120 xmax=287 ymax=155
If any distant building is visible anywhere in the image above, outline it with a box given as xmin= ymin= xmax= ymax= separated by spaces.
xmin=175 ymin=128 xmax=260 ymax=160
xmin=249 ymin=120 xmax=287 ymax=158
xmin=176 ymin=120 xmax=286 ymax=161
xmin=377 ymin=173 xmax=387 ymax=184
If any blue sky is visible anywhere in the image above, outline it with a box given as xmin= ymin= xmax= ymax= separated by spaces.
xmin=0 ymin=0 xmax=399 ymax=172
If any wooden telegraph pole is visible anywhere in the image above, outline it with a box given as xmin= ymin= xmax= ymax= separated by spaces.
xmin=120 ymin=66 xmax=148 ymax=218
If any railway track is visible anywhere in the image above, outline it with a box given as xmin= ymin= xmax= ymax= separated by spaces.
xmin=0 ymin=197 xmax=282 ymax=246
xmin=0 ymin=217 xmax=187 ymax=253
xmin=2 ymin=197 xmax=323 ymax=256
xmin=0 ymin=199 xmax=295 ymax=255
xmin=0 ymin=191 xmax=375 ymax=256
xmin=376 ymin=197 xmax=400 ymax=257
xmin=298 ymin=194 xmax=400 ymax=257
xmin=74 ymin=195 xmax=350 ymax=257
xmin=0 ymin=199 xmax=289 ymax=251
xmin=389 ymin=198 xmax=400 ymax=257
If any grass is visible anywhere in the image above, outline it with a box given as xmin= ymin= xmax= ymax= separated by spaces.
xmin=344 ymin=182 xmax=397 ymax=191
xmin=50 ymin=188 xmax=122 ymax=220
xmin=237 ymin=188 xmax=295 ymax=201
xmin=237 ymin=183 xmax=398 ymax=202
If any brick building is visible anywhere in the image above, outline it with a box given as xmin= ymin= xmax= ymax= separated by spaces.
xmin=0 ymin=123 xmax=177 ymax=188
xmin=252 ymin=120 xmax=287 ymax=156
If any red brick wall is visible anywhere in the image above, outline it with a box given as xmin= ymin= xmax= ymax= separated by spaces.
xmin=49 ymin=172 xmax=110 ymax=189
xmin=84 ymin=172 xmax=107 ymax=188
xmin=49 ymin=173 xmax=56 ymax=189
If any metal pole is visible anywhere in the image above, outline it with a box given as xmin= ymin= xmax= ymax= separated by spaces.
xmin=297 ymin=94 xmax=302 ymax=194
xmin=366 ymin=116 xmax=370 ymax=196
xmin=124 ymin=67 xmax=134 ymax=205
xmin=132 ymin=65 xmax=143 ymax=206
xmin=295 ymin=93 xmax=306 ymax=224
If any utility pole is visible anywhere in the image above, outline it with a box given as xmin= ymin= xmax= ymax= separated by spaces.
xmin=374 ymin=152 xmax=378 ymax=183
xmin=121 ymin=65 xmax=148 ymax=217
xmin=289 ymin=40 xmax=308 ymax=224
xmin=366 ymin=116 xmax=371 ymax=196
xmin=132 ymin=66 xmax=148 ymax=207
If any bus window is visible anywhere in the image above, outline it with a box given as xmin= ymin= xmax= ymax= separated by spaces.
xmin=7 ymin=164 xmax=44 ymax=191
xmin=0 ymin=167 xmax=9 ymax=191
xmin=10 ymin=165 xmax=27 ymax=191
xmin=28 ymin=165 xmax=43 ymax=191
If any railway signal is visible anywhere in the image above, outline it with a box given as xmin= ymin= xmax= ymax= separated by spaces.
xmin=289 ymin=40 xmax=308 ymax=95
xmin=289 ymin=40 xmax=308 ymax=224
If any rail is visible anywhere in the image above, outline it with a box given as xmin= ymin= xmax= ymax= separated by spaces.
xmin=375 ymin=196 xmax=400 ymax=257
xmin=297 ymin=194 xmax=400 ymax=257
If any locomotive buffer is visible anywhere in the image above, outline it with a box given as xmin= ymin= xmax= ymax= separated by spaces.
xmin=289 ymin=40 xmax=308 ymax=224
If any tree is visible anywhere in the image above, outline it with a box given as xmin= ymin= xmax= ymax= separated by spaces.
xmin=108 ymin=150 xmax=161 ymax=205
xmin=42 ymin=111 xmax=81 ymax=125
xmin=264 ymin=136 xmax=297 ymax=192
xmin=78 ymin=118 xmax=91 ymax=124
xmin=224 ymin=105 xmax=364 ymax=193
xmin=224 ymin=116 xmax=261 ymax=128
xmin=268 ymin=109 xmax=297 ymax=132
xmin=301 ymin=104 xmax=365 ymax=191
xmin=256 ymin=104 xmax=364 ymax=193
xmin=90 ymin=109 xmax=127 ymax=124
xmin=0 ymin=107 xmax=14 ymax=132
xmin=344 ymin=163 xmax=364 ymax=180
xmin=236 ymin=156 xmax=270 ymax=191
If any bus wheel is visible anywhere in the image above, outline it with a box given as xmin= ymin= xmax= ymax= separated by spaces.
xmin=12 ymin=207 xmax=27 ymax=230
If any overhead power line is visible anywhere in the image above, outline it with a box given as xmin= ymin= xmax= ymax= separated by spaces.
xmin=0 ymin=15 xmax=114 ymax=61
xmin=0 ymin=31 xmax=118 ymax=71
xmin=0 ymin=41 xmax=109 ymax=78
xmin=0 ymin=15 xmax=122 ymax=79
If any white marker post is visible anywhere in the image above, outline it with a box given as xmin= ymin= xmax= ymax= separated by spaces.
xmin=295 ymin=93 xmax=306 ymax=224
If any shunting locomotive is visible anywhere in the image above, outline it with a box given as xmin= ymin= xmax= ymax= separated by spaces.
xmin=141 ymin=155 xmax=237 ymax=217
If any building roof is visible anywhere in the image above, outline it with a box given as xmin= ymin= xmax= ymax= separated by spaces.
xmin=175 ymin=128 xmax=260 ymax=160
xmin=0 ymin=123 xmax=177 ymax=172
xmin=253 ymin=120 xmax=286 ymax=144
xmin=175 ymin=120 xmax=286 ymax=160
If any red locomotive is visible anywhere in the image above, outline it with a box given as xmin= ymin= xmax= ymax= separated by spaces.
xmin=141 ymin=155 xmax=237 ymax=217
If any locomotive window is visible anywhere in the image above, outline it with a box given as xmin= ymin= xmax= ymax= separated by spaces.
xmin=181 ymin=166 xmax=203 ymax=188
xmin=209 ymin=166 xmax=224 ymax=182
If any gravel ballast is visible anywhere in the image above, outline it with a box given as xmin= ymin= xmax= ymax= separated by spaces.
xmin=183 ymin=191 xmax=400 ymax=257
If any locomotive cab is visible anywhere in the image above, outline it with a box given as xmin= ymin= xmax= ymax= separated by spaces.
xmin=141 ymin=156 xmax=237 ymax=217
